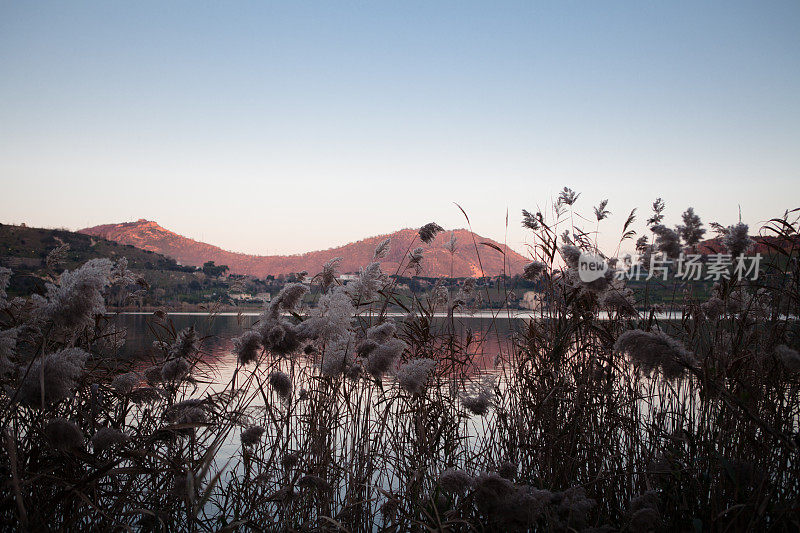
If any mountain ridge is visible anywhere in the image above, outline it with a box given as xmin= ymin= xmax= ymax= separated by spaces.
xmin=79 ymin=219 xmax=530 ymax=278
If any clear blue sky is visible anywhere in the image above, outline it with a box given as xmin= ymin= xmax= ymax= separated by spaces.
xmin=1 ymin=1 xmax=798 ymax=256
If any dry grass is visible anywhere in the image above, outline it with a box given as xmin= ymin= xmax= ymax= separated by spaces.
xmin=0 ymin=200 xmax=799 ymax=531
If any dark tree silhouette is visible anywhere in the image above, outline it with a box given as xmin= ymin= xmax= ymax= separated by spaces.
xmin=202 ymin=260 xmax=229 ymax=277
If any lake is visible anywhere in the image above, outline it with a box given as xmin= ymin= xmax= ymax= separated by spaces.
xmin=113 ymin=311 xmax=526 ymax=386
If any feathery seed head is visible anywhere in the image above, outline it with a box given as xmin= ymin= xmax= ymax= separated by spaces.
xmin=129 ymin=386 xmax=162 ymax=404
xmin=557 ymin=486 xmax=596 ymax=529
xmin=594 ymin=199 xmax=611 ymax=221
xmin=169 ymin=327 xmax=199 ymax=359
xmin=267 ymin=283 xmax=308 ymax=318
xmin=523 ymin=261 xmax=547 ymax=281
xmin=281 ymin=452 xmax=299 ymax=470
xmin=346 ymin=262 xmax=386 ymax=301
xmin=497 ymin=461 xmax=518 ymax=480
xmin=461 ymin=277 xmax=476 ymax=295
xmin=647 ymin=198 xmax=666 ymax=227
xmin=144 ymin=365 xmax=163 ymax=385
xmin=437 ymin=468 xmax=474 ymax=493
xmin=110 ymin=371 xmax=140 ymax=395
xmin=367 ymin=321 xmax=396 ymax=344
xmin=240 ymin=426 xmax=265 ymax=446
xmin=166 ymin=404 xmax=206 ymax=425
xmin=560 ymin=245 xmax=582 ymax=270
xmin=473 ymin=472 xmax=517 ymax=509
xmin=408 ymin=247 xmax=425 ymax=274
xmin=233 ymin=330 xmax=262 ymax=366
xmin=395 ymin=358 xmax=436 ymax=395
xmin=445 ymin=232 xmax=458 ymax=254
xmin=268 ymin=370 xmax=292 ymax=400
xmin=17 ymin=348 xmax=88 ymax=407
xmin=628 ymin=491 xmax=662 ymax=531
xmin=419 ymin=222 xmax=444 ymax=244
xmin=357 ymin=339 xmax=379 ymax=359
xmin=320 ymin=257 xmax=342 ymax=290
xmin=41 ymin=258 xmax=113 ymax=332
xmin=366 ymin=338 xmax=406 ymax=379
xmin=432 ymin=284 xmax=449 ymax=306
xmin=91 ymin=427 xmax=128 ymax=453
xmin=700 ymin=296 xmax=725 ymax=318
xmin=557 ymin=187 xmax=580 ymax=206
xmin=599 ymin=285 xmax=637 ymax=317
xmin=320 ymin=334 xmax=356 ymax=378
xmin=521 ymin=209 xmax=541 ymax=231
xmin=373 ymin=238 xmax=391 ymax=261
xmin=776 ymin=345 xmax=800 ymax=372
xmin=298 ymin=287 xmax=354 ymax=343
xmin=677 ymin=207 xmax=706 ymax=246
xmin=45 ymin=418 xmax=84 ymax=451
xmin=258 ymin=319 xmax=302 ymax=356
xmin=0 ymin=327 xmax=19 ymax=361
xmin=161 ymin=357 xmax=190 ymax=382
xmin=298 ymin=474 xmax=332 ymax=492
xmin=45 ymin=243 xmax=70 ymax=272
xmin=614 ymin=329 xmax=696 ymax=380
xmin=461 ymin=377 xmax=495 ymax=416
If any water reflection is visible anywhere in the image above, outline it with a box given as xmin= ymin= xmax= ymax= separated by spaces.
xmin=115 ymin=312 xmax=522 ymax=384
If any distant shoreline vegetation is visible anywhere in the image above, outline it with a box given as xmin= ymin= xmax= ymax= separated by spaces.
xmin=4 ymin=216 xmax=793 ymax=314
xmin=1 ymin=194 xmax=799 ymax=530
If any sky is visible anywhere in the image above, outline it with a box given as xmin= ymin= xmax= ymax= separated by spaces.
xmin=1 ymin=1 xmax=798 ymax=257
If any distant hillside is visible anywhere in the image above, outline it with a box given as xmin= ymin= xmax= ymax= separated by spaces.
xmin=0 ymin=222 xmax=202 ymax=299
xmin=0 ymin=223 xmax=192 ymax=275
xmin=80 ymin=220 xmax=530 ymax=278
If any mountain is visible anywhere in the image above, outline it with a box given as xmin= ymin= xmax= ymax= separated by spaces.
xmin=0 ymin=222 xmax=190 ymax=274
xmin=0 ymin=222 xmax=202 ymax=299
xmin=79 ymin=220 xmax=530 ymax=278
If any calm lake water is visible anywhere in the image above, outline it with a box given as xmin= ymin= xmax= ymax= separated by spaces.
xmin=114 ymin=312 xmax=525 ymax=382
xmin=112 ymin=309 xmax=700 ymax=382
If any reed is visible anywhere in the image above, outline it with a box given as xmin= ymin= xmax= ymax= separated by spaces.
xmin=0 ymin=196 xmax=798 ymax=531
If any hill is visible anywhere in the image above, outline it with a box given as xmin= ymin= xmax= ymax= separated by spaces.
xmin=79 ymin=220 xmax=530 ymax=278
xmin=0 ymin=222 xmax=194 ymax=276
xmin=0 ymin=223 xmax=238 ymax=306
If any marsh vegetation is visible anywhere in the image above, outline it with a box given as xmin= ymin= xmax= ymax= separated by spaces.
xmin=1 ymin=195 xmax=798 ymax=531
